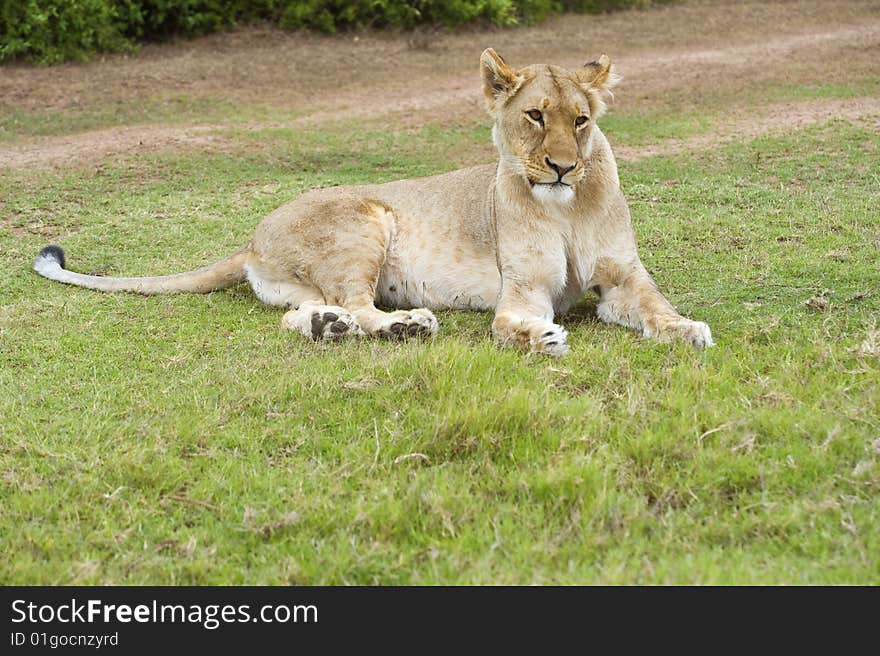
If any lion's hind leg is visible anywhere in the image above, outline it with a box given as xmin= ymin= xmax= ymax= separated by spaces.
xmin=243 ymin=265 xmax=363 ymax=341
xmin=306 ymin=199 xmax=439 ymax=339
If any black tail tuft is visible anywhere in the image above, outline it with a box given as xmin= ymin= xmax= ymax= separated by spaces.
xmin=37 ymin=245 xmax=66 ymax=269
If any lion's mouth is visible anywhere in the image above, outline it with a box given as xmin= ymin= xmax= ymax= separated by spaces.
xmin=529 ymin=180 xmax=571 ymax=188
xmin=529 ymin=179 xmax=576 ymax=204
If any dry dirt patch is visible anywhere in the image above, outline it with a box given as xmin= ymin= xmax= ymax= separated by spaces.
xmin=0 ymin=124 xmax=229 ymax=170
xmin=613 ymin=96 xmax=880 ymax=162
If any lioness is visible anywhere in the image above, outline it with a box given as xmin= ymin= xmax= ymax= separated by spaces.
xmin=34 ymin=49 xmax=712 ymax=354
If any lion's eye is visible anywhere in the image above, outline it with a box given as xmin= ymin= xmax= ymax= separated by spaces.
xmin=526 ymin=110 xmax=543 ymax=124
xmin=575 ymin=116 xmax=589 ymax=128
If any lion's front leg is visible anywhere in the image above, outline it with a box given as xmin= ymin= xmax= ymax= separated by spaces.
xmin=594 ymin=259 xmax=714 ymax=348
xmin=491 ymin=256 xmax=570 ymax=356
xmin=492 ymin=310 xmax=570 ymax=356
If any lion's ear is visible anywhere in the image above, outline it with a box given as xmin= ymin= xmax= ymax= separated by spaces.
xmin=578 ymin=55 xmax=619 ymax=91
xmin=480 ymin=48 xmax=523 ymax=113
xmin=575 ymin=54 xmax=621 ymax=118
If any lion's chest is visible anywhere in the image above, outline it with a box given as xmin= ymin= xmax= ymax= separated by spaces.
xmin=550 ymin=236 xmax=596 ymax=315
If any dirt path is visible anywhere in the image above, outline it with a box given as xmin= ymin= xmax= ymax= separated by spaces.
xmin=1 ymin=0 xmax=878 ymax=170
xmin=2 ymin=95 xmax=877 ymax=171
xmin=614 ymin=96 xmax=880 ymax=162
xmin=0 ymin=125 xmax=225 ymax=170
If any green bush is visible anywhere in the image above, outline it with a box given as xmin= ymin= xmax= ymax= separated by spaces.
xmin=275 ymin=1 xmax=519 ymax=32
xmin=0 ymin=0 xmax=671 ymax=65
xmin=118 ymin=0 xmax=238 ymax=39
xmin=1 ymin=0 xmax=130 ymax=63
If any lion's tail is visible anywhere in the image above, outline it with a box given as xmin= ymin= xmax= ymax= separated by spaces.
xmin=33 ymin=243 xmax=251 ymax=295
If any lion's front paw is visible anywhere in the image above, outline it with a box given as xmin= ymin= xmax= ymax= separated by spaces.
xmin=646 ymin=316 xmax=714 ymax=348
xmin=494 ymin=313 xmax=570 ymax=356
xmin=530 ymin=322 xmax=570 ymax=356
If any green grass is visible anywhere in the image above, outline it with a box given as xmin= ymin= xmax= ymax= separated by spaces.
xmin=763 ymin=79 xmax=880 ymax=103
xmin=0 ymin=96 xmax=302 ymax=144
xmin=1 ymin=113 xmax=878 ymax=584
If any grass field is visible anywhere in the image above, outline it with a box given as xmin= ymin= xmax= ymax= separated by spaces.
xmin=2 ymin=115 xmax=877 ymax=584
xmin=1 ymin=2 xmax=879 ymax=584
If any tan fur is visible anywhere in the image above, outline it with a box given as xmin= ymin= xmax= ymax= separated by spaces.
xmin=34 ymin=49 xmax=712 ymax=351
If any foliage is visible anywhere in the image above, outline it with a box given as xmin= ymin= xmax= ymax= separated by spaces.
xmin=0 ymin=0 xmax=132 ymax=63
xmin=0 ymin=0 xmax=672 ymax=64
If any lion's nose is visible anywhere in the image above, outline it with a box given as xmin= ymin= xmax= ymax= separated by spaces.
xmin=545 ymin=158 xmax=576 ymax=180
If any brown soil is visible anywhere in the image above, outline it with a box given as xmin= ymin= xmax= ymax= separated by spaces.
xmin=1 ymin=0 xmax=878 ymax=170
xmin=0 ymin=125 xmax=226 ymax=170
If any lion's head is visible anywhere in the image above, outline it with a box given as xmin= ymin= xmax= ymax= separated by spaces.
xmin=480 ymin=48 xmax=620 ymax=203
